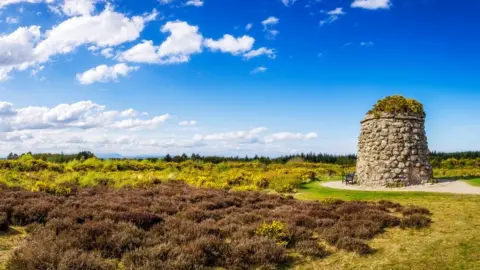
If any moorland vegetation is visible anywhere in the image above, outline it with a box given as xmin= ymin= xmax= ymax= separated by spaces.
xmin=0 ymin=182 xmax=431 ymax=270
xmin=0 ymin=152 xmax=479 ymax=195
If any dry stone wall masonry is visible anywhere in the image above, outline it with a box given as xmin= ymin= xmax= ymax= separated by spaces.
xmin=355 ymin=113 xmax=433 ymax=187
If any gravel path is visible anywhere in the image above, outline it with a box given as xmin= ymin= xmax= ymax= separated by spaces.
xmin=321 ymin=179 xmax=480 ymax=195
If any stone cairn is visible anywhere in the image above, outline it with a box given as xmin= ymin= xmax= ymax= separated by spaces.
xmin=355 ymin=95 xmax=433 ymax=187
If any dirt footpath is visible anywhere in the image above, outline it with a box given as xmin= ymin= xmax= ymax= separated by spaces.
xmin=322 ymin=179 xmax=480 ymax=195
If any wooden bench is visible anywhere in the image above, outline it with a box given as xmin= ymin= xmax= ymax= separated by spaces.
xmin=342 ymin=173 xmax=356 ymax=185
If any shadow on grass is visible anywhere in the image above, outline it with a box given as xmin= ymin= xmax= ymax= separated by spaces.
xmin=436 ymin=176 xmax=480 ymax=180
xmin=0 ymin=227 xmax=22 ymax=237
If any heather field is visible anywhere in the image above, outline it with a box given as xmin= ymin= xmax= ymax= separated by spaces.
xmin=0 ymin=157 xmax=479 ymax=270
xmin=1 ymin=182 xmax=432 ymax=270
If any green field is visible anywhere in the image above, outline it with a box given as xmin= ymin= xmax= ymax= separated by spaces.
xmin=295 ymin=181 xmax=480 ymax=270
xmin=462 ymin=178 xmax=480 ymax=187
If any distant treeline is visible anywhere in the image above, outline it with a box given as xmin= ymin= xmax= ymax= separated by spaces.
xmin=5 ymin=151 xmax=480 ymax=167
xmin=430 ymin=151 xmax=480 ymax=160
xmin=133 ymin=153 xmax=358 ymax=166
xmin=6 ymin=151 xmax=95 ymax=163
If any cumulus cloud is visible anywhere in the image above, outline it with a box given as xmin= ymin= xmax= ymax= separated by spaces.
xmin=351 ymin=0 xmax=391 ymax=10
xmin=320 ymin=7 xmax=345 ymax=27
xmin=0 ymin=5 xmax=157 ymax=80
xmin=0 ymin=26 xmax=41 ymax=81
xmin=34 ymin=6 xmax=158 ymax=63
xmin=204 ymin=34 xmax=255 ymax=55
xmin=0 ymin=100 xmax=171 ymax=132
xmin=0 ymin=102 xmax=16 ymax=116
xmin=0 ymin=101 xmax=320 ymax=155
xmin=245 ymin=23 xmax=253 ymax=31
xmin=119 ymin=21 xmax=203 ymax=64
xmin=243 ymin=47 xmax=276 ymax=60
xmin=60 ymin=0 xmax=98 ymax=16
xmin=0 ymin=0 xmax=54 ymax=8
xmin=76 ymin=63 xmax=139 ymax=85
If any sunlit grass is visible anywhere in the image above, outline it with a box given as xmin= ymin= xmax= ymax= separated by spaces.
xmin=0 ymin=227 xmax=27 ymax=270
xmin=462 ymin=178 xmax=480 ymax=187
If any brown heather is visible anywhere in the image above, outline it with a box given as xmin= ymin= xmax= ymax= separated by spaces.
xmin=0 ymin=182 xmax=431 ymax=269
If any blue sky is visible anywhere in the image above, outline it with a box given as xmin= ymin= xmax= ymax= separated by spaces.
xmin=0 ymin=0 xmax=479 ymax=156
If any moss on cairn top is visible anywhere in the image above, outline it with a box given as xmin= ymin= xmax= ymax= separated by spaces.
xmin=368 ymin=95 xmax=426 ymax=118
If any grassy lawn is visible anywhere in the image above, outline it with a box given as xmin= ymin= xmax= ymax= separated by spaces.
xmin=295 ymin=181 xmax=480 ymax=270
xmin=462 ymin=178 xmax=480 ymax=187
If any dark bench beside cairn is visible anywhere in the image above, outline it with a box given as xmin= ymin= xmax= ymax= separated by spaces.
xmin=342 ymin=173 xmax=356 ymax=185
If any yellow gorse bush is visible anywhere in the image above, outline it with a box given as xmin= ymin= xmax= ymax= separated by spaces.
xmin=0 ymin=158 xmax=348 ymax=192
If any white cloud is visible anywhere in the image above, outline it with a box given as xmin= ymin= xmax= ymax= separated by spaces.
xmin=61 ymin=0 xmax=98 ymax=16
xmin=265 ymin=132 xmax=317 ymax=143
xmin=0 ymin=100 xmax=325 ymax=155
xmin=0 ymin=5 xmax=157 ymax=80
xmin=320 ymin=7 xmax=345 ymax=27
xmin=76 ymin=63 xmax=139 ymax=84
xmin=194 ymin=127 xmax=268 ymax=143
xmin=100 ymin=47 xmax=114 ymax=58
xmin=262 ymin=16 xmax=279 ymax=27
xmin=34 ymin=6 xmax=158 ymax=63
xmin=251 ymin=66 xmax=267 ymax=74
xmin=328 ymin=7 xmax=345 ymax=16
xmin=351 ymin=0 xmax=391 ymax=10
xmin=0 ymin=102 xmax=16 ymax=116
xmin=204 ymin=34 xmax=254 ymax=55
xmin=120 ymin=21 xmax=203 ymax=64
xmin=109 ymin=114 xmax=171 ymax=130
xmin=185 ymin=0 xmax=203 ymax=7
xmin=280 ymin=0 xmax=297 ymax=7
xmin=119 ymin=108 xmax=137 ymax=118
xmin=0 ymin=100 xmax=171 ymax=132
xmin=179 ymin=120 xmax=196 ymax=126
xmin=243 ymin=47 xmax=276 ymax=60
xmin=262 ymin=16 xmax=280 ymax=39
xmin=0 ymin=26 xmax=41 ymax=81
xmin=360 ymin=41 xmax=374 ymax=47
xmin=0 ymin=0 xmax=55 ymax=8
xmin=6 ymin=16 xmax=20 ymax=24
xmin=245 ymin=23 xmax=253 ymax=31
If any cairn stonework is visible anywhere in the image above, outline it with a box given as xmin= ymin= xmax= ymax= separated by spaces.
xmin=355 ymin=113 xmax=433 ymax=187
